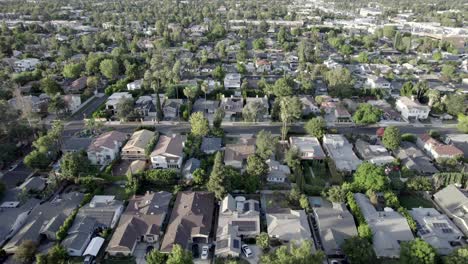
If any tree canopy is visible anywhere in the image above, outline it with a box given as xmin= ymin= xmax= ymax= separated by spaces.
xmin=304 ymin=117 xmax=326 ymax=139
xmin=189 ymin=112 xmax=210 ymax=137
xmin=382 ymin=126 xmax=401 ymax=151
xmin=353 ymin=162 xmax=388 ymax=192
xmin=400 ymin=238 xmax=437 ymax=264
xmin=342 ymin=237 xmax=376 ymax=264
xmin=352 ymin=103 xmax=382 ymax=124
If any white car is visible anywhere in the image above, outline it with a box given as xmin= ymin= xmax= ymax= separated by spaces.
xmin=201 ymin=245 xmax=209 ymax=260
xmin=241 ymin=244 xmax=253 ymax=258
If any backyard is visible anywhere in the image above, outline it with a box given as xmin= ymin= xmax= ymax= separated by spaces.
xmin=399 ymin=192 xmax=434 ymax=209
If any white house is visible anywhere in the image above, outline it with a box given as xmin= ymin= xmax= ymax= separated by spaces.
xmin=87 ymin=131 xmax=127 ymax=166
xmin=266 ymin=159 xmax=291 ymax=183
xmin=365 ymin=75 xmax=391 ymax=89
xmin=150 ymin=135 xmax=186 ymax=169
xmin=224 ymin=73 xmax=241 ymax=92
xmin=105 ymin=92 xmax=133 ymax=113
xmin=14 ymin=58 xmax=40 ymax=72
xmin=126 ymin=79 xmax=143 ymax=90
xmin=396 ymin=96 xmax=430 ymax=120
xmin=416 ymin=134 xmax=464 ymax=160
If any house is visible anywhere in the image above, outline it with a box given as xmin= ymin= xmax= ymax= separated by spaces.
xmin=220 ymin=95 xmax=244 ymax=120
xmin=201 ymin=137 xmax=222 ymax=154
xmin=300 ymin=96 xmax=320 ymax=116
xmin=416 ymin=134 xmax=464 ymax=160
xmin=224 ymin=73 xmax=241 ymax=92
xmin=334 ymin=105 xmax=353 ymax=123
xmin=182 ymin=158 xmax=201 ymax=180
xmin=289 ymin=137 xmax=326 ymax=160
xmin=135 ymin=96 xmax=157 ymax=117
xmin=255 ymin=59 xmax=272 ymax=73
xmin=62 ymin=195 xmax=124 ymax=256
xmin=105 ymin=92 xmax=133 ymax=114
xmin=409 ymin=208 xmax=464 ymax=255
xmin=163 ymin=99 xmax=184 ymax=119
xmin=444 ymin=134 xmax=468 ymax=158
xmin=66 ymin=76 xmax=87 ymax=93
xmin=8 ymin=95 xmax=49 ymax=113
xmin=311 ymin=197 xmax=358 ymax=257
xmin=266 ymin=159 xmax=291 ymax=183
xmin=396 ymin=96 xmax=430 ymax=120
xmin=433 ymin=185 xmax=468 ymax=236
xmin=160 ymin=191 xmax=214 ymax=253
xmin=127 ymin=79 xmax=143 ymax=90
xmin=62 ymin=137 xmax=93 ymax=154
xmin=14 ymin=58 xmax=40 ymax=72
xmin=215 ymin=195 xmax=261 ymax=257
xmin=266 ymin=208 xmax=312 ymax=243
xmin=83 ymin=237 xmax=105 ymax=260
xmin=0 ymin=199 xmax=40 ymax=247
xmin=193 ymin=99 xmax=220 ymax=117
xmin=150 ymin=134 xmax=186 ymax=169
xmin=353 ymin=193 xmax=414 ymax=258
xmin=122 ymin=129 xmax=155 ymax=160
xmin=322 ymin=134 xmax=362 ymax=173
xmin=396 ymin=142 xmax=439 ymax=175
xmin=3 ymin=192 xmax=84 ymax=253
xmin=354 ymin=139 xmax=395 ymax=165
xmin=106 ymin=191 xmax=172 ymax=256
xmin=365 ymin=75 xmax=391 ymax=89
xmin=87 ymin=131 xmax=127 ymax=166
xmin=224 ymin=137 xmax=256 ymax=169
xmin=63 ymin=94 xmax=82 ymax=112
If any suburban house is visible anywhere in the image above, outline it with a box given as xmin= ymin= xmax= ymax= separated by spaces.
xmin=409 ymin=208 xmax=464 ymax=255
xmin=224 ymin=137 xmax=256 ymax=169
xmin=126 ymin=79 xmax=143 ymax=90
xmin=416 ymin=134 xmax=464 ymax=160
xmin=266 ymin=208 xmax=313 ymax=244
xmin=300 ymin=96 xmax=321 ymax=116
xmin=265 ymin=159 xmax=291 ymax=183
xmin=3 ymin=192 xmax=84 ymax=253
xmin=322 ymin=134 xmax=362 ymax=173
xmin=193 ymin=99 xmax=220 ymax=117
xmin=14 ymin=58 xmax=40 ymax=72
xmin=220 ymin=95 xmax=244 ymax=120
xmin=396 ymin=142 xmax=439 ymax=175
xmin=182 ymin=158 xmax=201 ymax=180
xmin=135 ymin=95 xmax=157 ymax=117
xmin=289 ymin=136 xmax=326 ymax=160
xmin=433 ymin=185 xmax=468 ymax=236
xmin=224 ymin=73 xmax=241 ymax=93
xmin=395 ymin=96 xmax=430 ymax=120
xmin=106 ymin=191 xmax=172 ymax=256
xmin=255 ymin=59 xmax=272 ymax=73
xmin=105 ymin=92 xmax=133 ymax=114
xmin=201 ymin=137 xmax=222 ymax=154
xmin=354 ymin=193 xmax=414 ymax=258
xmin=215 ymin=195 xmax=261 ymax=257
xmin=65 ymin=76 xmax=87 ymax=94
xmin=0 ymin=199 xmax=40 ymax=247
xmin=354 ymin=139 xmax=395 ymax=165
xmin=160 ymin=192 xmax=215 ymax=253
xmin=163 ymin=99 xmax=184 ymax=119
xmin=444 ymin=134 xmax=468 ymax=158
xmin=150 ymin=134 xmax=186 ymax=169
xmin=121 ymin=129 xmax=155 ymax=160
xmin=62 ymin=137 xmax=93 ymax=154
xmin=87 ymin=131 xmax=127 ymax=166
xmin=365 ymin=75 xmax=391 ymax=89
xmin=310 ymin=197 xmax=358 ymax=257
xmin=63 ymin=94 xmax=82 ymax=112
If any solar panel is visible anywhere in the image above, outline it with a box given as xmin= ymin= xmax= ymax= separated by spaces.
xmin=442 ymin=228 xmax=453 ymax=233
xmin=232 ymin=221 xmax=257 ymax=232
xmin=419 ymin=229 xmax=430 ymax=235
xmin=217 ymin=239 xmax=229 ymax=249
xmin=233 ymin=239 xmax=240 ymax=249
xmin=433 ymin=223 xmax=448 ymax=228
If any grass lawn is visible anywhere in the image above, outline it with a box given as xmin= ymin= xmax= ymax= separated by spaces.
xmin=263 ymin=192 xmax=290 ymax=210
xmin=399 ymin=193 xmax=434 ymax=209
xmin=102 ymin=185 xmax=129 ymax=200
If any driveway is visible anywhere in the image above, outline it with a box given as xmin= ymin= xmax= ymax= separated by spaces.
xmin=134 ymin=242 xmax=159 ymax=264
xmin=241 ymin=245 xmax=262 ymax=264
xmin=0 ymin=161 xmax=33 ymax=188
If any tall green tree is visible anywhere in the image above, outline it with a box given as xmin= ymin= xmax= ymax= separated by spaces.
xmin=40 ymin=77 xmax=62 ymax=96
xmin=324 ymin=68 xmax=354 ymax=98
xmin=189 ymin=112 xmax=209 ymax=137
xmin=60 ymin=151 xmax=91 ymax=180
xmin=207 ymin=152 xmax=228 ymax=200
xmin=279 ymin=96 xmax=302 ymax=141
xmin=457 ymin=114 xmax=468 ymax=133
xmin=146 ymin=249 xmax=166 ymax=264
xmin=400 ymin=238 xmax=436 ymax=264
xmin=352 ymin=104 xmax=382 ymax=124
xmin=116 ymin=97 xmax=135 ymax=121
xmin=255 ymin=130 xmax=278 ymax=159
xmin=14 ymin=240 xmax=37 ymax=264
xmin=246 ymin=155 xmax=268 ymax=179
xmin=62 ymin=63 xmax=83 ymax=79
xmin=166 ymin=244 xmax=193 ymax=264
xmin=99 ymin=59 xmax=120 ymax=80
xmin=353 ymin=162 xmax=388 ymax=192
xmin=304 ymin=117 xmax=326 ymax=139
xmin=342 ymin=237 xmax=376 ymax=264
xmin=444 ymin=246 xmax=468 ymax=264
xmin=382 ymin=126 xmax=401 ymax=151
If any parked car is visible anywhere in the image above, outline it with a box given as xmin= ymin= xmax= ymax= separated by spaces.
xmin=241 ymin=244 xmax=253 ymax=258
xmin=83 ymin=255 xmax=96 ymax=264
xmin=192 ymin=244 xmax=199 ymax=258
xmin=201 ymin=245 xmax=209 ymax=259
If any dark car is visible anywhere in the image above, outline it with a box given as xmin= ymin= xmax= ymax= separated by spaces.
xmin=192 ymin=244 xmax=199 ymax=258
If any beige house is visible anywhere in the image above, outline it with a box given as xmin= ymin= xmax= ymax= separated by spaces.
xmin=121 ymin=129 xmax=155 ymax=160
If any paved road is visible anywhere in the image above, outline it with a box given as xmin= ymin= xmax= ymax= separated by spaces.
xmin=69 ymin=94 xmax=108 ymax=121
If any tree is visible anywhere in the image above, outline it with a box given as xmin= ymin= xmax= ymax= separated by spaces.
xmin=324 ymin=68 xmax=354 ymax=98
xmin=60 ymin=151 xmax=91 ymax=180
xmin=246 ymin=155 xmax=268 ymax=179
xmin=358 ymin=224 xmax=373 ymax=241
xmin=444 ymin=246 xmax=468 ymax=264
xmin=253 ymin=38 xmax=266 ymax=50
xmin=400 ymin=238 xmax=436 ymax=264
xmin=285 ymin=147 xmax=300 ymax=169
xmin=323 ymin=185 xmax=347 ymax=203
xmin=406 ymin=177 xmax=433 ymax=191
xmin=207 ymin=152 xmax=228 ymax=200
xmin=14 ymin=240 xmax=37 ymax=264
xmin=457 ymin=114 xmax=468 ymax=133
xmin=352 ymin=103 xmax=382 ymax=124
xmin=213 ymin=108 xmax=225 ymax=129
xmin=304 ymin=117 xmax=326 ymax=139
xmin=212 ymin=65 xmax=226 ymax=81
xmin=256 ymin=130 xmax=278 ymax=159
xmin=413 ymin=81 xmax=429 ymax=102
xmin=46 ymin=245 xmax=67 ymax=264
xmin=260 ymin=240 xmax=324 ymax=264
xmin=189 ymin=112 xmax=210 ymax=137
xmin=279 ymin=96 xmax=302 ymax=141
xmin=99 ymin=59 xmax=119 ymax=80
xmin=24 ymin=150 xmax=50 ymax=170
xmin=48 ymin=95 xmax=67 ymax=116
xmin=256 ymin=232 xmax=270 ymax=251
xmin=116 ymin=97 xmax=135 ymax=121
xmin=62 ymin=63 xmax=82 ymax=79
xmin=271 ymin=77 xmax=293 ymax=97
xmin=353 ymin=162 xmax=388 ymax=191
xmin=445 ymin=94 xmax=465 ymax=116
xmin=166 ymin=244 xmax=193 ymax=264
xmin=299 ymin=194 xmax=309 ymax=210
xmin=192 ymin=168 xmax=206 ymax=185
xmin=40 ymin=77 xmax=62 ymax=96
xmin=433 ymin=51 xmax=442 ymax=61
xmin=342 ymin=237 xmax=376 ymax=264
xmin=382 ymin=126 xmax=401 ymax=151
xmin=400 ymin=81 xmax=414 ymax=97
xmin=441 ymin=65 xmax=457 ymax=81
xmin=357 ymin=52 xmax=369 ymax=63
xmin=243 ymin=101 xmax=267 ymax=122
xmin=146 ymin=249 xmax=166 ymax=264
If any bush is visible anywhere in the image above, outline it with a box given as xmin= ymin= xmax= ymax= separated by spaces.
xmin=401 ymin=133 xmax=416 ymax=143
xmin=56 ymin=209 xmax=78 ymax=241
xmin=143 ymin=169 xmax=178 ymax=186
